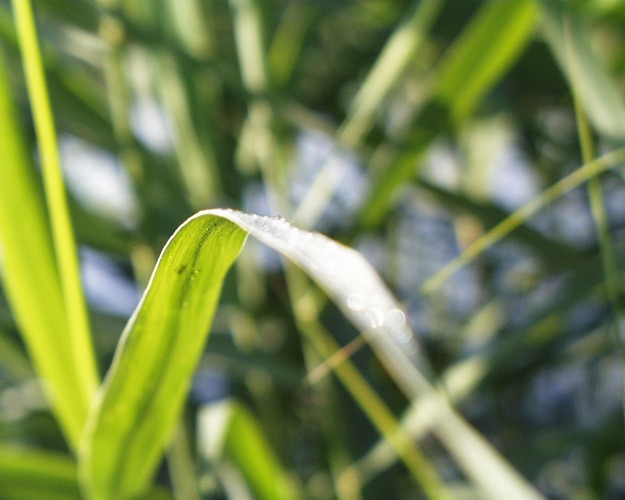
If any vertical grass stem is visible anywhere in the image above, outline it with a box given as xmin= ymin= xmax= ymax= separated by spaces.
xmin=11 ymin=0 xmax=98 ymax=423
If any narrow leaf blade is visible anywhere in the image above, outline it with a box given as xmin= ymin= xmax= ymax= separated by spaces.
xmin=435 ymin=0 xmax=538 ymax=120
xmin=0 ymin=48 xmax=87 ymax=447
xmin=80 ymin=214 xmax=247 ymax=498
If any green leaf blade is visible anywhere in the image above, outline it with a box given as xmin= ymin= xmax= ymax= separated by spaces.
xmin=435 ymin=0 xmax=538 ymax=120
xmin=80 ymin=208 xmax=429 ymax=498
xmin=80 ymin=214 xmax=247 ymax=499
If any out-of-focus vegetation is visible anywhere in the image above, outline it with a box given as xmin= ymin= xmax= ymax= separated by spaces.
xmin=2 ymin=0 xmax=625 ymax=498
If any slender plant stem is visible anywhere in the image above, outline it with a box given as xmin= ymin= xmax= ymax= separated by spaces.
xmin=12 ymin=0 xmax=98 ymax=430
xmin=575 ymin=101 xmax=624 ymax=345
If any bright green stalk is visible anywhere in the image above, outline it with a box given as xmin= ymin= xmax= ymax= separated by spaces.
xmin=11 ymin=0 xmax=98 ymax=432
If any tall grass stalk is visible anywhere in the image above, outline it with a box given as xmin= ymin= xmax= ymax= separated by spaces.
xmin=11 ymin=0 xmax=98 ymax=442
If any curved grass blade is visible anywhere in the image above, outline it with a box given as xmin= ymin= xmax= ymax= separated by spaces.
xmin=80 ymin=209 xmax=538 ymax=498
xmin=79 ymin=208 xmax=429 ymax=498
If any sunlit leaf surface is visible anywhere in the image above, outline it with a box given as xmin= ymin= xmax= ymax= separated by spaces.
xmin=80 ymin=209 xmax=429 ymax=498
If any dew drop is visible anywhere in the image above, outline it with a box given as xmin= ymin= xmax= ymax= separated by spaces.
xmin=385 ymin=309 xmax=406 ymax=328
xmin=392 ymin=328 xmax=413 ymax=344
xmin=367 ymin=307 xmax=385 ymax=327
xmin=347 ymin=293 xmax=365 ymax=311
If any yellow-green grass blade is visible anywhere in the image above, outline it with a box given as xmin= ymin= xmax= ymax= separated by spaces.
xmin=0 ymin=4 xmax=118 ymax=153
xmin=198 ymin=400 xmax=299 ymax=499
xmin=541 ymin=0 xmax=625 ymax=142
xmin=79 ymin=208 xmax=428 ymax=498
xmin=267 ymin=0 xmax=315 ymax=88
xmin=419 ymin=180 xmax=585 ymax=270
xmin=0 ymin=446 xmax=80 ymax=500
xmin=229 ymin=0 xmax=268 ymax=95
xmin=0 ymin=48 xmax=90 ymax=448
xmin=435 ymin=0 xmax=538 ymax=121
xmin=566 ymin=18 xmax=625 ymax=409
xmin=359 ymin=126 xmax=441 ymax=229
xmin=155 ymin=51 xmax=219 ymax=208
xmin=11 ymin=0 xmax=98 ymax=440
xmin=224 ymin=402 xmax=298 ymax=499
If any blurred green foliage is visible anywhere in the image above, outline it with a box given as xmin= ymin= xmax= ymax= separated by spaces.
xmin=2 ymin=0 xmax=625 ymax=498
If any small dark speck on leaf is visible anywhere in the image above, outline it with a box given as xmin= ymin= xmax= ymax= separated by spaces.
xmin=176 ymin=264 xmax=187 ymax=275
